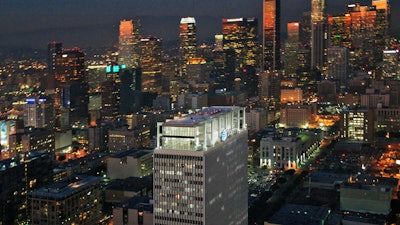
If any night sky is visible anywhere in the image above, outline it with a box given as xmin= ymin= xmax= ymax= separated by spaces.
xmin=0 ymin=0 xmax=399 ymax=49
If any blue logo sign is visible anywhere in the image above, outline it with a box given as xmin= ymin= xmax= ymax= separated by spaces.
xmin=221 ymin=129 xmax=228 ymax=141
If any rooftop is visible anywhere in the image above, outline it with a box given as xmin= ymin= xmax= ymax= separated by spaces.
xmin=30 ymin=175 xmax=102 ymax=200
xmin=163 ymin=106 xmax=237 ymax=127
xmin=267 ymin=203 xmax=331 ymax=225
xmin=110 ymin=147 xmax=154 ymax=159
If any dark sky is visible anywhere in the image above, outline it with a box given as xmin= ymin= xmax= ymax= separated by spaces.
xmin=0 ymin=0 xmax=399 ymax=49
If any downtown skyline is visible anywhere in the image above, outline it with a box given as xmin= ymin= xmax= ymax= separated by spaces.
xmin=1 ymin=0 xmax=400 ymax=49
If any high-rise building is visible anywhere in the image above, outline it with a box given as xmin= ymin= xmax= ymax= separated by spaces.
xmin=47 ymin=42 xmax=62 ymax=74
xmin=119 ymin=19 xmax=141 ymax=68
xmin=311 ymin=0 xmax=325 ymax=23
xmin=153 ymin=106 xmax=248 ymax=225
xmin=327 ymin=46 xmax=349 ymax=93
xmin=179 ymin=17 xmax=197 ymax=77
xmin=372 ymin=0 xmax=391 ymax=44
xmin=284 ymin=22 xmax=301 ymax=78
xmin=263 ymin=0 xmax=281 ymax=70
xmin=346 ymin=3 xmax=378 ymax=70
xmin=141 ymin=36 xmax=162 ymax=94
xmin=222 ymin=17 xmax=260 ymax=72
xmin=311 ymin=0 xmax=328 ymax=71
xmin=328 ymin=14 xmax=352 ymax=47
xmin=53 ymin=47 xmax=88 ymax=128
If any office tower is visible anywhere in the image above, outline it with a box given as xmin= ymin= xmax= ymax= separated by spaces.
xmin=108 ymin=126 xmax=150 ymax=153
xmin=328 ymin=14 xmax=351 ymax=47
xmin=311 ymin=0 xmax=328 ymax=71
xmin=119 ymin=19 xmax=141 ymax=68
xmin=153 ymin=106 xmax=248 ymax=225
xmin=222 ymin=17 xmax=260 ymax=72
xmin=346 ymin=3 xmax=378 ymax=70
xmin=263 ymin=0 xmax=281 ymax=70
xmin=119 ymin=68 xmax=142 ymax=114
xmin=372 ymin=0 xmax=390 ymax=45
xmin=23 ymin=96 xmax=54 ymax=129
xmin=179 ymin=17 xmax=197 ymax=77
xmin=54 ymin=47 xmax=85 ymax=84
xmin=141 ymin=36 xmax=162 ymax=94
xmin=30 ymin=176 xmax=102 ymax=225
xmin=284 ymin=22 xmax=301 ymax=78
xmin=327 ymin=46 xmax=349 ymax=93
xmin=44 ymin=42 xmax=62 ymax=91
xmin=47 ymin=42 xmax=62 ymax=74
xmin=53 ymin=47 xmax=88 ymax=128
xmin=311 ymin=0 xmax=325 ymax=23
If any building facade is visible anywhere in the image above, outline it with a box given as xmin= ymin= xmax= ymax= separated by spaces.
xmin=30 ymin=176 xmax=102 ymax=225
xmin=263 ymin=0 xmax=281 ymax=70
xmin=153 ymin=106 xmax=248 ymax=225
xmin=179 ymin=17 xmax=197 ymax=77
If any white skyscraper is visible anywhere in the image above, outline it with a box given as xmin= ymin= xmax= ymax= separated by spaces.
xmin=153 ymin=106 xmax=248 ymax=225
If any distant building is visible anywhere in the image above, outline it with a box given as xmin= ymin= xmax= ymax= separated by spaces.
xmin=263 ymin=0 xmax=281 ymax=70
xmin=179 ymin=17 xmax=197 ymax=77
xmin=113 ymin=196 xmax=153 ymax=225
xmin=107 ymin=148 xmax=153 ymax=180
xmin=327 ymin=46 xmax=349 ymax=93
xmin=30 ymin=176 xmax=102 ymax=225
xmin=119 ymin=19 xmax=141 ymax=68
xmin=23 ymin=96 xmax=54 ymax=129
xmin=222 ymin=17 xmax=260 ymax=72
xmin=141 ymin=36 xmax=162 ymax=94
xmin=284 ymin=22 xmax=301 ymax=78
xmin=54 ymin=47 xmax=88 ymax=128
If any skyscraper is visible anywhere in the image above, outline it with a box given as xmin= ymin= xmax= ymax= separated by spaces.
xmin=119 ymin=19 xmax=141 ymax=68
xmin=222 ymin=17 xmax=260 ymax=72
xmin=179 ymin=17 xmax=197 ymax=77
xmin=284 ymin=22 xmax=301 ymax=78
xmin=327 ymin=46 xmax=349 ymax=93
xmin=311 ymin=0 xmax=328 ymax=71
xmin=54 ymin=47 xmax=88 ymax=127
xmin=141 ymin=36 xmax=162 ymax=94
xmin=153 ymin=106 xmax=248 ymax=225
xmin=263 ymin=0 xmax=281 ymax=70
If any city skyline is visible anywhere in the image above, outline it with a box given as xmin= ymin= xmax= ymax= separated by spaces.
xmin=1 ymin=0 xmax=400 ymax=49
